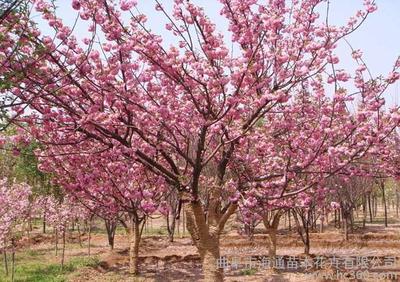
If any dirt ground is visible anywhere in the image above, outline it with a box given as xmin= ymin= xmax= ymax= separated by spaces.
xmin=18 ymin=219 xmax=400 ymax=282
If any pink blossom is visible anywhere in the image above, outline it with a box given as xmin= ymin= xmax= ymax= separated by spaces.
xmin=72 ymin=0 xmax=80 ymax=10
xmin=120 ymin=0 xmax=137 ymax=11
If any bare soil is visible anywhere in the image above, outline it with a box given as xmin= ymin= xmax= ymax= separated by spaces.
xmin=17 ymin=221 xmax=400 ymax=282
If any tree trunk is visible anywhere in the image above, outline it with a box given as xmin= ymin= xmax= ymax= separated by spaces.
xmin=11 ymin=238 xmax=15 ymax=282
xmin=105 ymin=219 xmax=117 ymax=250
xmin=312 ymin=209 xmax=317 ymax=230
xmin=181 ymin=205 xmax=186 ymax=238
xmin=83 ymin=220 xmax=88 ymax=233
xmin=262 ymin=211 xmax=282 ymax=260
xmin=185 ymin=201 xmax=236 ymax=282
xmin=43 ymin=213 xmax=46 ymax=234
xmin=368 ymin=194 xmax=373 ymax=223
xmin=199 ymin=234 xmax=222 ymax=282
xmin=3 ymin=248 xmax=8 ymax=277
xmin=292 ymin=210 xmax=311 ymax=255
xmin=77 ymin=224 xmax=83 ymax=247
xmin=334 ymin=210 xmax=337 ymax=227
xmin=266 ymin=227 xmax=277 ymax=258
xmin=177 ymin=218 xmax=180 ymax=238
xmin=88 ymin=217 xmax=92 ymax=256
xmin=381 ymin=182 xmax=388 ymax=227
xmin=11 ymin=252 xmax=15 ymax=282
xmin=303 ymin=220 xmax=310 ymax=255
xmin=55 ymin=230 xmax=58 ymax=256
xmin=344 ymin=215 xmax=349 ymax=241
xmin=320 ymin=216 xmax=324 ymax=233
xmin=128 ymin=217 xmax=141 ymax=275
xmin=61 ymin=229 xmax=66 ymax=269
xmin=362 ymin=195 xmax=367 ymax=228
xmin=166 ymin=210 xmax=176 ymax=243
xmin=304 ymin=235 xmax=310 ymax=255
xmin=350 ymin=210 xmax=354 ymax=233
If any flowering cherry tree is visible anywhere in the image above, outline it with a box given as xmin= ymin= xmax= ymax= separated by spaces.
xmin=0 ymin=178 xmax=31 ymax=277
xmin=37 ymin=145 xmax=168 ymax=274
xmin=0 ymin=179 xmax=31 ymax=249
xmin=34 ymin=194 xmax=90 ymax=268
xmin=2 ymin=0 xmax=400 ymax=280
xmin=0 ymin=0 xmax=33 ymax=130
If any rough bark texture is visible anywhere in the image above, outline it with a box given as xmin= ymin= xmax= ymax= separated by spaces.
xmin=200 ymin=237 xmax=222 ymax=282
xmin=262 ymin=210 xmax=283 ymax=259
xmin=267 ymin=228 xmax=277 ymax=258
xmin=128 ymin=218 xmax=141 ymax=275
xmin=185 ymin=200 xmax=237 ymax=282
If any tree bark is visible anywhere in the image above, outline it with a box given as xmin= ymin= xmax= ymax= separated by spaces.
xmin=320 ymin=215 xmax=324 ymax=233
xmin=381 ymin=182 xmax=388 ymax=227
xmin=166 ymin=210 xmax=177 ymax=243
xmin=43 ymin=213 xmax=46 ymax=234
xmin=368 ymin=194 xmax=373 ymax=223
xmin=334 ymin=210 xmax=337 ymax=227
xmin=3 ymin=248 xmax=8 ymax=276
xmin=344 ymin=215 xmax=349 ymax=241
xmin=77 ymin=224 xmax=83 ymax=247
xmin=181 ymin=205 xmax=186 ymax=238
xmin=362 ymin=195 xmax=367 ymax=228
xmin=88 ymin=217 xmax=92 ymax=256
xmin=55 ymin=230 xmax=58 ymax=256
xmin=292 ymin=209 xmax=311 ymax=255
xmin=199 ymin=234 xmax=222 ymax=282
xmin=262 ymin=211 xmax=283 ymax=260
xmin=105 ymin=219 xmax=117 ymax=250
xmin=128 ymin=217 xmax=141 ymax=275
xmin=61 ymin=229 xmax=66 ymax=269
xmin=304 ymin=235 xmax=310 ymax=255
xmin=11 ymin=238 xmax=15 ymax=282
xmin=185 ymin=201 xmax=236 ymax=282
xmin=11 ymin=252 xmax=15 ymax=282
xmin=350 ymin=210 xmax=354 ymax=233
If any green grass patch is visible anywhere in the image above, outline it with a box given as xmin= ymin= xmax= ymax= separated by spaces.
xmin=239 ymin=268 xmax=258 ymax=276
xmin=0 ymin=253 xmax=100 ymax=282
